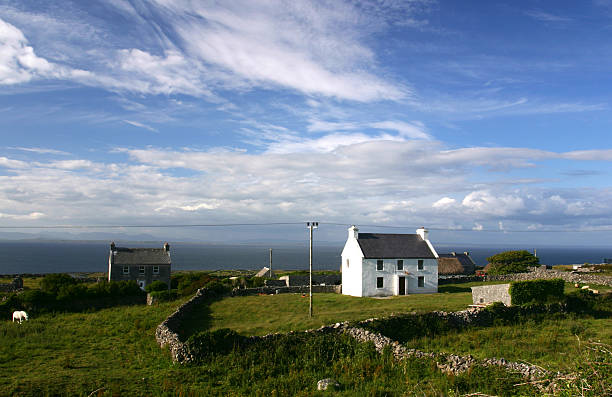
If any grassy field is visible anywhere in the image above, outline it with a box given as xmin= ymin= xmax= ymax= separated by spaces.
xmin=181 ymin=287 xmax=474 ymax=338
xmin=406 ymin=315 xmax=611 ymax=372
xmin=0 ymin=293 xmax=543 ymax=396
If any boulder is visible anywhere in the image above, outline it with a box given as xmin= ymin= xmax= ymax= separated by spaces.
xmin=317 ymin=378 xmax=340 ymax=391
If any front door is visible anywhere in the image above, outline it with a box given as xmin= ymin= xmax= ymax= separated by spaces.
xmin=398 ymin=276 xmax=406 ymax=295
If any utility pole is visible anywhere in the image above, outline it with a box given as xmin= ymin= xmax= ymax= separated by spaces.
xmin=269 ymin=248 xmax=273 ymax=277
xmin=307 ymin=221 xmax=318 ymax=318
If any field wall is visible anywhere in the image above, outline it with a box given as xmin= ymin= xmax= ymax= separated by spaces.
xmin=487 ymin=267 xmax=612 ymax=287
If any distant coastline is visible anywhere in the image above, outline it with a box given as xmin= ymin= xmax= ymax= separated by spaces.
xmin=0 ymin=240 xmax=610 ymax=275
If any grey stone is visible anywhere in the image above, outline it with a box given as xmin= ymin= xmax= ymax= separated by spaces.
xmin=317 ymin=378 xmax=340 ymax=391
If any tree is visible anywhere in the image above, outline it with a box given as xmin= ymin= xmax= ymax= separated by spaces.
xmin=485 ymin=250 xmax=539 ymax=275
xmin=40 ymin=273 xmax=76 ymax=295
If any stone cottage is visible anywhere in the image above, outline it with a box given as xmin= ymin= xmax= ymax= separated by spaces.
xmin=107 ymin=242 xmax=171 ymax=290
xmin=341 ymin=226 xmax=439 ymax=297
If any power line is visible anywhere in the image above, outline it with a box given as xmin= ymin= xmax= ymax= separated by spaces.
xmin=0 ymin=221 xmax=611 ymax=233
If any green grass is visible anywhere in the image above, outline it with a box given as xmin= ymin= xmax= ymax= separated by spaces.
xmin=405 ymin=315 xmax=612 ymax=372
xmin=0 ymin=299 xmax=187 ymax=396
xmin=182 ymin=290 xmax=473 ymax=338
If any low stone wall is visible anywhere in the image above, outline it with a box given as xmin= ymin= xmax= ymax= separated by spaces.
xmin=231 ymin=285 xmax=341 ymax=296
xmin=438 ymin=275 xmax=484 ymax=284
xmin=486 ymin=267 xmax=612 ymax=286
xmin=0 ymin=277 xmax=23 ymax=293
xmin=278 ymin=274 xmax=341 ymax=286
xmin=155 ymin=288 xmax=215 ymax=363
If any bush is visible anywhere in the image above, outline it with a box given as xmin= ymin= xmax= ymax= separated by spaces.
xmin=485 ymin=250 xmax=539 ymax=275
xmin=145 ymin=280 xmax=168 ymax=293
xmin=509 ymin=278 xmax=565 ymax=306
xmin=40 ymin=273 xmax=77 ymax=294
xmin=149 ymin=289 xmax=179 ymax=302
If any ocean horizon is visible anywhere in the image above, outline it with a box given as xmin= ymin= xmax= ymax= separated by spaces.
xmin=0 ymin=239 xmax=611 ymax=275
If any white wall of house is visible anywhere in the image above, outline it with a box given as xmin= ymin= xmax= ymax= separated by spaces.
xmin=341 ymin=226 xmax=364 ymax=296
xmin=361 ymin=258 xmax=438 ymax=296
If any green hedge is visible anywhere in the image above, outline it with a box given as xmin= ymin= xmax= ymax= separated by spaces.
xmin=149 ymin=289 xmax=179 ymax=302
xmin=509 ymin=278 xmax=565 ymax=305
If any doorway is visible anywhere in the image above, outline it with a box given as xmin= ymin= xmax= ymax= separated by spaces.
xmin=398 ymin=276 xmax=406 ymax=295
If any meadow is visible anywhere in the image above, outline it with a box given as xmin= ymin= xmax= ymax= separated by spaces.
xmin=1 ymin=280 xmax=610 ymax=396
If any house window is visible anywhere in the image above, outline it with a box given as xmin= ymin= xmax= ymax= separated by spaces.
xmin=377 ymin=260 xmax=383 ymax=271
xmin=153 ymin=266 xmax=159 ymax=275
xmin=376 ymin=277 xmax=383 ymax=288
xmin=139 ymin=266 xmax=145 ymax=275
xmin=397 ymin=260 xmax=403 ymax=271
xmin=122 ymin=266 xmax=129 ymax=275
xmin=417 ymin=259 xmax=424 ymax=270
xmin=418 ymin=276 xmax=424 ymax=288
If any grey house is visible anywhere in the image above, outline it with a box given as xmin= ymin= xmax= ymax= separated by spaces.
xmin=107 ymin=242 xmax=171 ymax=290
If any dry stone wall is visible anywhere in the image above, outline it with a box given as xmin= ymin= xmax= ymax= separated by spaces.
xmin=231 ymin=285 xmax=340 ymax=296
xmin=487 ymin=267 xmax=612 ymax=286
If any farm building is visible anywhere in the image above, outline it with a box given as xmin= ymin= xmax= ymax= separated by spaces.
xmin=438 ymin=252 xmax=476 ymax=275
xmin=341 ymin=226 xmax=439 ymax=297
xmin=107 ymin=242 xmax=171 ymax=290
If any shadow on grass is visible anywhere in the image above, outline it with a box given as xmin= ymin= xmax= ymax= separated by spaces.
xmin=177 ymin=297 xmax=220 ymax=341
xmin=438 ymin=285 xmax=472 ymax=293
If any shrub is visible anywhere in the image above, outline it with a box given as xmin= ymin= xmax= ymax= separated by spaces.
xmin=485 ymin=250 xmax=539 ymax=275
xmin=40 ymin=273 xmax=77 ymax=294
xmin=509 ymin=278 xmax=564 ymax=306
xmin=149 ymin=289 xmax=179 ymax=302
xmin=145 ymin=280 xmax=168 ymax=293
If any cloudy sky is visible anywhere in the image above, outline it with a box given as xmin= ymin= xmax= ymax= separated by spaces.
xmin=1 ymin=0 xmax=612 ymax=245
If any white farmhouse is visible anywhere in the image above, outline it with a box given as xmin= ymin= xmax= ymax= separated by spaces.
xmin=341 ymin=226 xmax=439 ymax=297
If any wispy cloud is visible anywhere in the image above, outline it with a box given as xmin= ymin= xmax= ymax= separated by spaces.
xmin=9 ymin=147 xmax=70 ymax=155
xmin=525 ymin=10 xmax=572 ymax=23
xmin=123 ymin=119 xmax=159 ymax=133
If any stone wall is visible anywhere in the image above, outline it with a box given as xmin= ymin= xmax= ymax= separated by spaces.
xmin=471 ymin=284 xmax=511 ymax=306
xmin=231 ymin=285 xmax=341 ymax=296
xmin=155 ymin=288 xmax=215 ymax=363
xmin=0 ymin=277 xmax=23 ymax=293
xmin=486 ymin=267 xmax=612 ymax=286
xmin=278 ymin=274 xmax=341 ymax=286
xmin=264 ymin=279 xmax=287 ymax=287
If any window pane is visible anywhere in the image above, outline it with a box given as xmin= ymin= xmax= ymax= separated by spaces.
xmin=377 ymin=277 xmax=383 ymax=288
xmin=418 ymin=276 xmax=424 ymax=287
xmin=418 ymin=260 xmax=424 ymax=270
xmin=397 ymin=260 xmax=403 ymax=270
xmin=377 ymin=260 xmax=383 ymax=270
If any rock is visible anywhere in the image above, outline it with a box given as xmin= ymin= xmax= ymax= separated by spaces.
xmin=317 ymin=378 xmax=340 ymax=391
xmin=581 ymin=285 xmax=590 ymax=289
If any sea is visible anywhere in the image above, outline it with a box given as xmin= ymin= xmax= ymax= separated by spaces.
xmin=0 ymin=240 xmax=610 ymax=275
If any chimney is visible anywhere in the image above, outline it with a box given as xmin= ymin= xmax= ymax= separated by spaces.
xmin=451 ymin=252 xmax=456 ymax=256
xmin=110 ymin=241 xmax=116 ymax=251
xmin=348 ymin=225 xmax=359 ymax=240
xmin=163 ymin=242 xmax=170 ymax=252
xmin=464 ymin=251 xmax=469 ymax=256
xmin=416 ymin=227 xmax=428 ymax=241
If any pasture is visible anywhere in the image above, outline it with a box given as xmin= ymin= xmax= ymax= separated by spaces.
xmin=0 ymin=281 xmax=610 ymax=396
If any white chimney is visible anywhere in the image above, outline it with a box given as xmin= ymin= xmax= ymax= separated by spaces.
xmin=416 ymin=227 xmax=428 ymax=241
xmin=348 ymin=225 xmax=359 ymax=240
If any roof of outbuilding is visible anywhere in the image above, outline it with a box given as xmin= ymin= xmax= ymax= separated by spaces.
xmin=356 ymin=233 xmax=436 ymax=259
xmin=438 ymin=253 xmax=475 ymax=266
xmin=111 ymin=247 xmax=171 ymax=265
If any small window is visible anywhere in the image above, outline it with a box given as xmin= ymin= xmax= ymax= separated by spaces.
xmin=139 ymin=266 xmax=145 ymax=275
xmin=376 ymin=260 xmax=383 ymax=271
xmin=346 ymin=259 xmax=349 ymax=268
xmin=397 ymin=260 xmax=403 ymax=271
xmin=122 ymin=266 xmax=129 ymax=275
xmin=376 ymin=277 xmax=383 ymax=288
xmin=417 ymin=259 xmax=424 ymax=270
xmin=418 ymin=276 xmax=424 ymax=288
xmin=153 ymin=266 xmax=159 ymax=275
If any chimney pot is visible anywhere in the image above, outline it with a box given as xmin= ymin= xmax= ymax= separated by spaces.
xmin=163 ymin=242 xmax=170 ymax=252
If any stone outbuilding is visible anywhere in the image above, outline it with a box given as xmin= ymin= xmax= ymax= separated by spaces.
xmin=107 ymin=242 xmax=171 ymax=290
xmin=341 ymin=226 xmax=439 ymax=297
xmin=470 ymin=284 xmax=511 ymax=306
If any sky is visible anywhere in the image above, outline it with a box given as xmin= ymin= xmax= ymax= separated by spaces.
xmin=1 ymin=0 xmax=612 ymax=246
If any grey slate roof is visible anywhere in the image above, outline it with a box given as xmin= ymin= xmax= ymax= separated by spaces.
xmin=357 ymin=233 xmax=436 ymax=259
xmin=112 ymin=247 xmax=171 ymax=265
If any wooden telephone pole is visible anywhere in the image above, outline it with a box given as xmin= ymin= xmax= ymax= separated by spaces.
xmin=306 ymin=221 xmax=318 ymax=318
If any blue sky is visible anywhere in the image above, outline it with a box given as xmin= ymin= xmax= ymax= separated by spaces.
xmin=1 ymin=0 xmax=612 ymax=245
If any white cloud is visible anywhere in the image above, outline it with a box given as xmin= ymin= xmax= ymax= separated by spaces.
xmin=461 ymin=190 xmax=525 ymax=216
xmin=432 ymin=197 xmax=456 ymax=208
xmin=123 ymin=119 xmax=159 ymax=133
